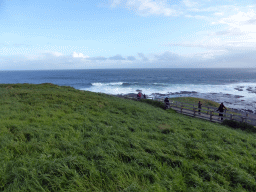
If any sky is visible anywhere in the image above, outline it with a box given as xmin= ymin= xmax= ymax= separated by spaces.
xmin=1 ymin=0 xmax=256 ymax=70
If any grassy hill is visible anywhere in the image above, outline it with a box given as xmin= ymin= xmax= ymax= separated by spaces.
xmin=0 ymin=84 xmax=256 ymax=191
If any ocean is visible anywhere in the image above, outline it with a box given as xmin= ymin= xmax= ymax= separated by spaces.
xmin=0 ymin=68 xmax=256 ymax=112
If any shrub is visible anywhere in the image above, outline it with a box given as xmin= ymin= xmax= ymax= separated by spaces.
xmin=222 ymin=120 xmax=256 ymax=133
xmin=139 ymin=99 xmax=165 ymax=109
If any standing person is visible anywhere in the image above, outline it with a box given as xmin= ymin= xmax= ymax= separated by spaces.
xmin=137 ymin=93 xmax=141 ymax=100
xmin=217 ymin=102 xmax=227 ymax=120
xmin=164 ymin=97 xmax=170 ymax=110
xmin=137 ymin=92 xmax=142 ymax=101
xmin=198 ymin=101 xmax=202 ymax=115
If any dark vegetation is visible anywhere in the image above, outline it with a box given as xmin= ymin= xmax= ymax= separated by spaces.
xmin=140 ymin=99 xmax=165 ymax=109
xmin=222 ymin=120 xmax=256 ymax=133
xmin=1 ymin=84 xmax=256 ymax=191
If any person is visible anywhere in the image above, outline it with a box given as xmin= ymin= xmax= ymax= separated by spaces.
xmin=164 ymin=97 xmax=170 ymax=109
xmin=143 ymin=94 xmax=146 ymax=99
xmin=137 ymin=92 xmax=142 ymax=100
xmin=217 ymin=102 xmax=227 ymax=120
xmin=198 ymin=101 xmax=202 ymax=115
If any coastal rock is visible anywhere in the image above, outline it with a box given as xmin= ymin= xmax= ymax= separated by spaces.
xmin=246 ymin=87 xmax=252 ymax=91
xmin=234 ymin=88 xmax=243 ymax=91
xmin=245 ymin=86 xmax=256 ymax=94
xmin=180 ymin=91 xmax=193 ymax=94
xmin=234 ymin=95 xmax=244 ymax=98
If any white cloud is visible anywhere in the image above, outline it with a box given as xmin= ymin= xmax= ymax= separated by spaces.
xmin=109 ymin=54 xmax=126 ymax=60
xmin=216 ymin=10 xmax=256 ymax=27
xmin=185 ymin=14 xmax=209 ymax=20
xmin=164 ymin=7 xmax=256 ymax=53
xmin=138 ymin=53 xmax=149 ymax=61
xmin=127 ymin=56 xmax=136 ymax=61
xmin=183 ymin=0 xmax=198 ymax=7
xmin=72 ymin=52 xmax=89 ymax=59
xmin=154 ymin=51 xmax=180 ymax=61
xmin=214 ymin=12 xmax=224 ymax=16
xmin=209 ymin=10 xmax=256 ymax=48
xmin=51 ymin=52 xmax=63 ymax=57
xmin=88 ymin=56 xmax=107 ymax=61
xmin=111 ymin=0 xmax=122 ymax=7
xmin=110 ymin=0 xmax=178 ymax=16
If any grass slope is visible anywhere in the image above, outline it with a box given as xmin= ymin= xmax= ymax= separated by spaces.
xmin=0 ymin=84 xmax=256 ymax=191
xmin=170 ymin=97 xmax=220 ymax=108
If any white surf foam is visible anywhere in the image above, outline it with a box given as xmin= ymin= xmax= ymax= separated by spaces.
xmin=80 ymin=82 xmax=256 ymax=100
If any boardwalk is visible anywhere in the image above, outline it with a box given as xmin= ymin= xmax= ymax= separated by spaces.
xmin=167 ymin=100 xmax=256 ymax=126
xmin=169 ymin=105 xmax=225 ymax=123
xmin=117 ymin=95 xmax=256 ymax=126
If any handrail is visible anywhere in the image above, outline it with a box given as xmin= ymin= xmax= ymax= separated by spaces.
xmin=170 ymin=100 xmax=247 ymax=115
xmin=160 ymin=99 xmax=256 ymax=125
xmin=120 ymin=96 xmax=256 ymax=125
xmin=169 ymin=100 xmax=252 ymax=117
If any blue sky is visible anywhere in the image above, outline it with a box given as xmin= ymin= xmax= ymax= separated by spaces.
xmin=1 ymin=0 xmax=256 ymax=70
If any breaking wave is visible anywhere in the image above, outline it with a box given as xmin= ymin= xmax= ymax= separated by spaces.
xmin=81 ymin=81 xmax=256 ymax=100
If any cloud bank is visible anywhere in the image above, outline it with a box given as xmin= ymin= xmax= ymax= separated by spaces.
xmin=1 ymin=49 xmax=256 ymax=70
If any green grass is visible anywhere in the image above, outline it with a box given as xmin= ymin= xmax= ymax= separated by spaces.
xmin=170 ymin=97 xmax=220 ymax=108
xmin=1 ymin=84 xmax=256 ymax=191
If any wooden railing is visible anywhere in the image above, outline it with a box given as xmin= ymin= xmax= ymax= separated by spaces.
xmin=117 ymin=95 xmax=256 ymax=126
xmin=159 ymin=99 xmax=256 ymax=126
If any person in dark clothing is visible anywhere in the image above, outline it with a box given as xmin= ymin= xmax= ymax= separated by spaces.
xmin=198 ymin=101 xmax=202 ymax=115
xmin=137 ymin=93 xmax=141 ymax=100
xmin=217 ymin=102 xmax=227 ymax=120
xmin=143 ymin=94 xmax=146 ymax=99
xmin=164 ymin=97 xmax=170 ymax=109
xmin=137 ymin=92 xmax=142 ymax=100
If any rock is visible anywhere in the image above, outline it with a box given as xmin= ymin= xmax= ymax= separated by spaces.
xmin=234 ymin=88 xmax=243 ymax=91
xmin=234 ymin=95 xmax=244 ymax=98
xmin=180 ymin=91 xmax=192 ymax=94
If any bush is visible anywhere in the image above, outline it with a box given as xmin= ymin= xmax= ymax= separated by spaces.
xmin=222 ymin=120 xmax=256 ymax=133
xmin=139 ymin=99 xmax=165 ymax=109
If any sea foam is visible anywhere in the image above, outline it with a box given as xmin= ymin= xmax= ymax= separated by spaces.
xmin=81 ymin=82 xmax=256 ymax=100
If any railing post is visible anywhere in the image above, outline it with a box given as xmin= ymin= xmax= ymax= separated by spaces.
xmin=193 ymin=107 xmax=196 ymax=117
xmin=210 ymin=111 xmax=213 ymax=121
xmin=241 ymin=117 xmax=244 ymax=123
xmin=181 ymin=105 xmax=183 ymax=113
xmin=230 ymin=114 xmax=233 ymax=120
xmin=207 ymin=107 xmax=209 ymax=115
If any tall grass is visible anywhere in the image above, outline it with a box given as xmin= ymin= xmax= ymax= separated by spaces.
xmin=0 ymin=84 xmax=256 ymax=191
